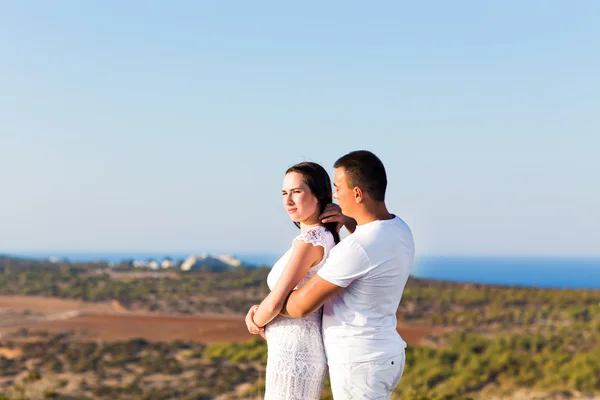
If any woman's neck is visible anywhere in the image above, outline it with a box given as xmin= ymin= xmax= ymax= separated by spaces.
xmin=300 ymin=218 xmax=322 ymax=233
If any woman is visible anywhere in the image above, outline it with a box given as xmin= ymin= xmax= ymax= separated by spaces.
xmin=245 ymin=162 xmax=340 ymax=400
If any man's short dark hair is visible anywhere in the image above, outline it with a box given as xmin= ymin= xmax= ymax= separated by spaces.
xmin=334 ymin=150 xmax=387 ymax=202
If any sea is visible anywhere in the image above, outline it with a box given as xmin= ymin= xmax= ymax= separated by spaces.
xmin=7 ymin=252 xmax=600 ymax=290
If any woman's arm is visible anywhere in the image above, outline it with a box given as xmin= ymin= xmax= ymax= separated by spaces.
xmin=252 ymin=240 xmax=324 ymax=327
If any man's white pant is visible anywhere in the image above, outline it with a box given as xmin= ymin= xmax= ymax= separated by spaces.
xmin=328 ymin=351 xmax=406 ymax=399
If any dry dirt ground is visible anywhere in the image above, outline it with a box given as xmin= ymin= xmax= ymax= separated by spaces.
xmin=0 ymin=295 xmax=441 ymax=345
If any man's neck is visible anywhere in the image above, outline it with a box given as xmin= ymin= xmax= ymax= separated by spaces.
xmin=352 ymin=203 xmax=394 ymax=226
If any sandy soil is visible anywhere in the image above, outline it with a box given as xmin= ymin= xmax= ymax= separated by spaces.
xmin=0 ymin=296 xmax=441 ymax=345
xmin=0 ymin=314 xmax=440 ymax=346
xmin=0 ymin=295 xmax=115 ymax=314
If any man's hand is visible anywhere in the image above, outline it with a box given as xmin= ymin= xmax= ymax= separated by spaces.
xmin=320 ymin=203 xmax=357 ymax=233
xmin=245 ymin=305 xmax=264 ymax=335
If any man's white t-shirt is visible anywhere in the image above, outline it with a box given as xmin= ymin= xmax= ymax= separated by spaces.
xmin=317 ymin=216 xmax=415 ymax=364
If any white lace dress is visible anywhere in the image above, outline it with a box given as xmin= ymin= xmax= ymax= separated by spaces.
xmin=264 ymin=226 xmax=335 ymax=400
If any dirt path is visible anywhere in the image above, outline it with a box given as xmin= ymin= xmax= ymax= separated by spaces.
xmin=0 ymin=313 xmax=441 ymax=345
xmin=0 ymin=313 xmax=252 ymax=343
xmin=0 ymin=295 xmax=114 ymax=314
xmin=0 ymin=296 xmax=443 ymax=345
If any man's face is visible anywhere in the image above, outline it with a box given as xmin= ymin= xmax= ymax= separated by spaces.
xmin=333 ymin=168 xmax=354 ymax=216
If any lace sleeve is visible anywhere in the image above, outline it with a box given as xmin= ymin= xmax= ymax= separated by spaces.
xmin=294 ymin=227 xmax=328 ymax=249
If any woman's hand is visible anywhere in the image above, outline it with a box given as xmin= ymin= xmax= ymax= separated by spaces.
xmin=245 ymin=305 xmax=264 ymax=335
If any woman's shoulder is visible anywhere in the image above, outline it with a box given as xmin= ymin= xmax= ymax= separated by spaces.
xmin=294 ymin=226 xmax=334 ymax=247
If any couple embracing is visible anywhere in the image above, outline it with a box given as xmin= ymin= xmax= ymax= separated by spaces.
xmin=245 ymin=150 xmax=415 ymax=400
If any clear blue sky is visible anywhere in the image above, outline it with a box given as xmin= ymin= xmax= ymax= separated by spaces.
xmin=1 ymin=1 xmax=598 ymax=257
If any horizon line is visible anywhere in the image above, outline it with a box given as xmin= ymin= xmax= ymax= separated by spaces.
xmin=3 ymin=250 xmax=600 ymax=261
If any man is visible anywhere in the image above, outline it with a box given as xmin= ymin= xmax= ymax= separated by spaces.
xmin=248 ymin=150 xmax=415 ymax=399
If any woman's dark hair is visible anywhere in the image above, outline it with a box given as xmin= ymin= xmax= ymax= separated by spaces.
xmin=286 ymin=162 xmax=340 ymax=244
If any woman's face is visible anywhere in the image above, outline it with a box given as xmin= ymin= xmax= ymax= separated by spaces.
xmin=282 ymin=172 xmax=319 ymax=224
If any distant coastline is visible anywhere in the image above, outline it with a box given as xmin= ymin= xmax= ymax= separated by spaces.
xmin=5 ymin=251 xmax=281 ymax=267
xmin=4 ymin=252 xmax=600 ymax=290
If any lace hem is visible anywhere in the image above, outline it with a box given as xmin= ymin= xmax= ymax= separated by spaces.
xmin=264 ymin=310 xmax=327 ymax=400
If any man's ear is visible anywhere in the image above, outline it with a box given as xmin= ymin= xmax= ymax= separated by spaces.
xmin=353 ymin=187 xmax=363 ymax=203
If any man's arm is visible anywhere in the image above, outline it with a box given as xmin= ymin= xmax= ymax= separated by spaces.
xmin=282 ymin=274 xmax=343 ymax=318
